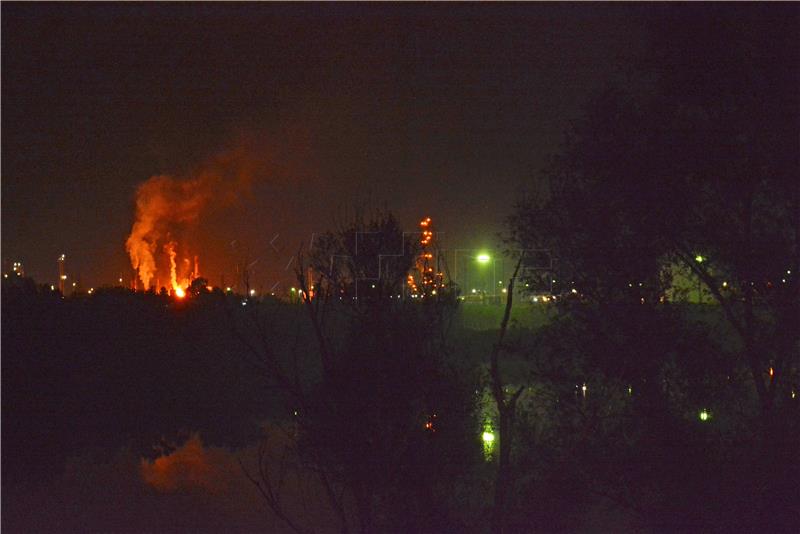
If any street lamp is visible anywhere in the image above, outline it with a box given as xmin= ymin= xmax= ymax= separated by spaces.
xmin=475 ymin=253 xmax=495 ymax=301
xmin=695 ymin=254 xmax=705 ymax=303
xmin=451 ymin=249 xmax=503 ymax=299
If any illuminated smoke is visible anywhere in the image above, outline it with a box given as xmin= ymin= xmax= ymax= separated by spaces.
xmin=125 ymin=149 xmax=253 ymax=291
xmin=140 ymin=434 xmax=230 ymax=493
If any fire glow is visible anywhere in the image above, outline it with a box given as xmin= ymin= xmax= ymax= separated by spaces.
xmin=125 ymin=150 xmax=253 ymax=296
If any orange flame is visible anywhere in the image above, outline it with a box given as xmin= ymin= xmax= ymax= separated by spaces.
xmin=125 ymin=149 xmax=254 ymax=291
xmin=164 ymin=242 xmax=187 ymax=297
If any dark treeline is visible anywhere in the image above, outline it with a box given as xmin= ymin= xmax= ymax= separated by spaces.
xmin=1 ymin=281 xmax=279 ymax=480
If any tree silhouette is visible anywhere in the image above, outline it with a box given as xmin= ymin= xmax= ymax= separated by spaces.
xmin=506 ymin=6 xmax=799 ymax=529
xmin=238 ymin=208 xmax=479 ymax=533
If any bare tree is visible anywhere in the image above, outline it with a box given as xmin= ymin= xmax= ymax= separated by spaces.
xmin=488 ymin=255 xmax=525 ymax=534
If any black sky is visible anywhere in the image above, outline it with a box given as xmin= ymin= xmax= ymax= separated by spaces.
xmin=2 ymin=3 xmax=648 ymax=289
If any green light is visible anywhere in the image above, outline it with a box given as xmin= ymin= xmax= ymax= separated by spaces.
xmin=476 ymin=253 xmax=491 ymax=264
xmin=482 ymin=422 xmax=496 ymax=460
xmin=695 ymin=255 xmax=705 ymax=263
xmin=290 ymin=287 xmax=296 ymax=292
xmin=699 ymin=409 xmax=710 ymax=421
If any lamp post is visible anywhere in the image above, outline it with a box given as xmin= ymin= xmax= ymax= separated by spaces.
xmin=451 ymin=249 xmax=499 ymax=301
xmin=452 ymin=249 xmax=486 ymax=296
xmin=695 ymin=254 xmax=705 ymax=304
xmin=476 ymin=252 xmax=495 ymax=302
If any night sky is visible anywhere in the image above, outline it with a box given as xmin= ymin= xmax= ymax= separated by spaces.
xmin=2 ymin=4 xmax=647 ymax=289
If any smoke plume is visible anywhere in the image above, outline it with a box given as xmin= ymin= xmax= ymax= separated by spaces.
xmin=126 ymin=149 xmax=254 ymax=290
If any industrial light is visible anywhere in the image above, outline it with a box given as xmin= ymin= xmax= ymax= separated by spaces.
xmin=476 ymin=253 xmax=491 ymax=263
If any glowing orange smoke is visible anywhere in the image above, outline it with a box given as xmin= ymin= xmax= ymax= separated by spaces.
xmin=125 ymin=149 xmax=254 ymax=292
xmin=141 ymin=434 xmax=230 ymax=493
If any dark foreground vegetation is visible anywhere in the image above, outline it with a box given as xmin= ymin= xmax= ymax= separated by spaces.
xmin=3 ymin=240 xmax=797 ymax=533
